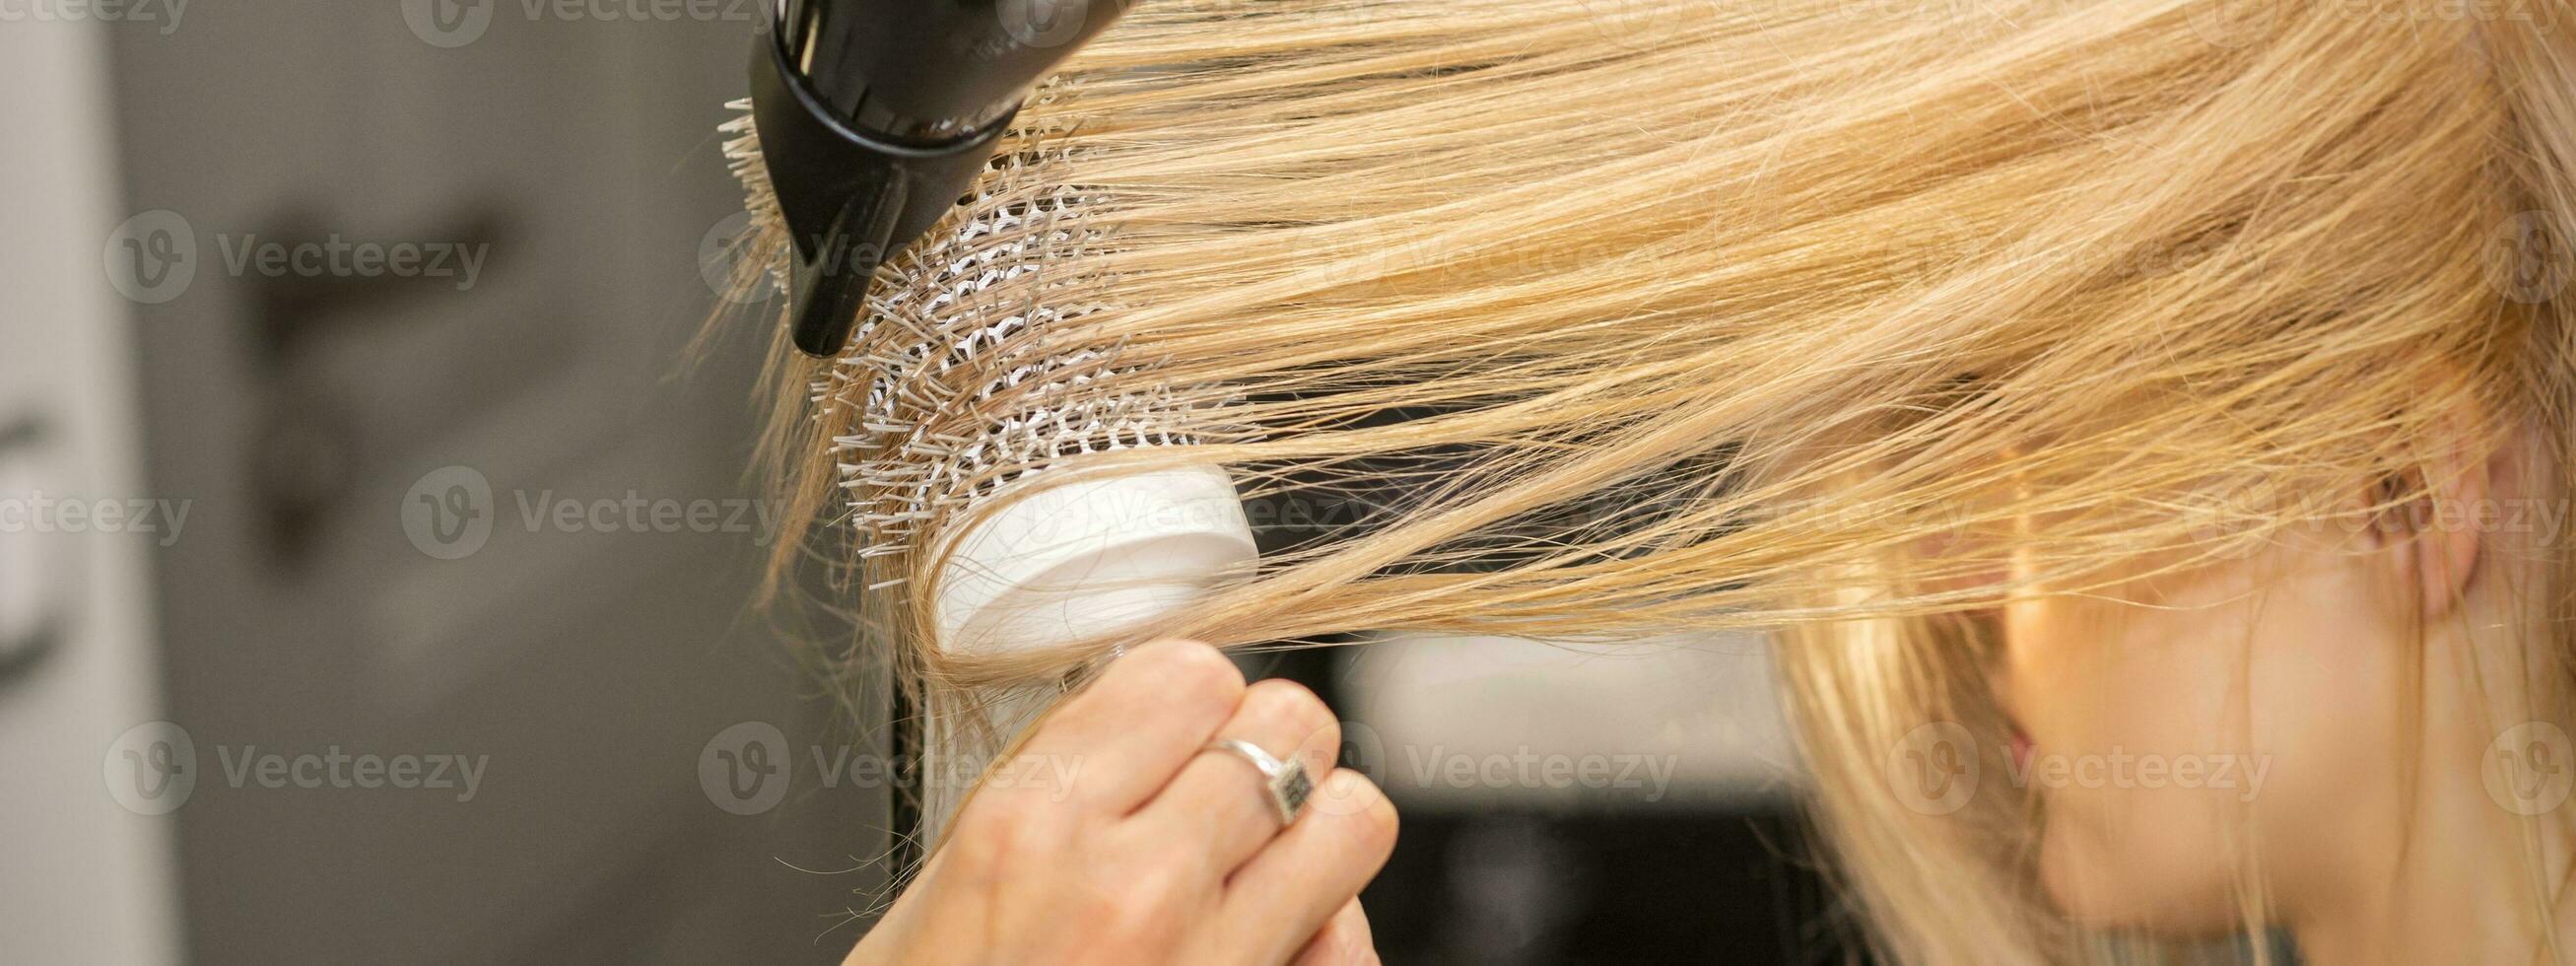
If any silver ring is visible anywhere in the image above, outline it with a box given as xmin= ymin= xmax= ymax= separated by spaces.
xmin=1203 ymin=739 xmax=1314 ymax=826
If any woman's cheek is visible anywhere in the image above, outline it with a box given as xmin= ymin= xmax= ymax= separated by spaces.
xmin=2002 ymin=593 xmax=2253 ymax=931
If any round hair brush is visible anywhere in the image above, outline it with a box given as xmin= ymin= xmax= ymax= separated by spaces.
xmin=728 ymin=0 xmax=1254 ymax=655
xmin=720 ymin=0 xmax=1260 ymax=840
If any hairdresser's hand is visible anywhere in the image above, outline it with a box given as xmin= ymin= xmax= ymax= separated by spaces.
xmin=846 ymin=640 xmax=1397 ymax=966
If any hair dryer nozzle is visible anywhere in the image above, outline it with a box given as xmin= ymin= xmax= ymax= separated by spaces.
xmin=746 ymin=0 xmax=1131 ymax=357
xmin=748 ymin=27 xmax=1013 ymax=357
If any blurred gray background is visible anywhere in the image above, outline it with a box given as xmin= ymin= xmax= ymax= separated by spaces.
xmin=6 ymin=4 xmax=878 ymax=963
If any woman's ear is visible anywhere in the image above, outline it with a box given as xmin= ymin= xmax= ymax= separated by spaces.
xmin=2369 ymin=418 xmax=2491 ymax=621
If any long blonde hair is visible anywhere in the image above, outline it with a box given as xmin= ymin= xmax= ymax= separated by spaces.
xmin=724 ymin=2 xmax=2576 ymax=961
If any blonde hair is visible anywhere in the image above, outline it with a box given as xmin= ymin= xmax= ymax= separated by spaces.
xmin=723 ymin=2 xmax=2576 ymax=961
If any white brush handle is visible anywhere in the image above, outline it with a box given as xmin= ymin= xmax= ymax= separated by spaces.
xmin=916 ymin=465 xmax=1254 ymax=841
xmin=934 ymin=464 xmax=1258 ymax=655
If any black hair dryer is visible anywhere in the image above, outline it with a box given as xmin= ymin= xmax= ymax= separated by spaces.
xmin=749 ymin=0 xmax=1133 ymax=357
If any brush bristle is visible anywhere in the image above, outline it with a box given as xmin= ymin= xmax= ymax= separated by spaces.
xmin=718 ymin=99 xmax=792 ymax=299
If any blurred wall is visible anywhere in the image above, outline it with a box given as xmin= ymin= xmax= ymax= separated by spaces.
xmin=85 ymin=3 xmax=883 ymax=962
xmin=0 ymin=14 xmax=184 ymax=966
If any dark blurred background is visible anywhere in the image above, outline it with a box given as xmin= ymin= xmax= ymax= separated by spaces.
xmin=1 ymin=4 xmax=1855 ymax=963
